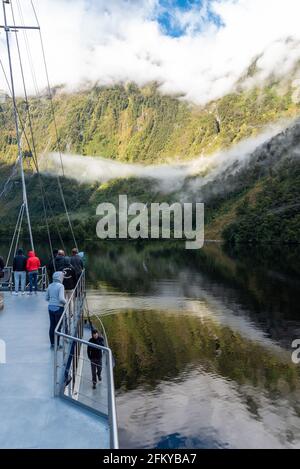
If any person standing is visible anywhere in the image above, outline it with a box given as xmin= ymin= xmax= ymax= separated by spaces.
xmin=47 ymin=249 xmax=58 ymax=280
xmin=70 ymin=248 xmax=83 ymax=282
xmin=62 ymin=257 xmax=77 ymax=297
xmin=0 ymin=256 xmax=4 ymax=280
xmin=0 ymin=256 xmax=4 ymax=310
xmin=12 ymin=249 xmax=27 ymax=295
xmin=55 ymin=250 xmax=68 ymax=272
xmin=87 ymin=329 xmax=105 ymax=389
xmin=26 ymin=251 xmax=41 ymax=295
xmin=45 ymin=271 xmax=66 ymax=348
xmin=0 ymin=256 xmax=4 ymax=272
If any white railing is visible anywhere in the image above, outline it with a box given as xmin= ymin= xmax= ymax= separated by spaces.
xmin=0 ymin=265 xmax=48 ymax=291
xmin=53 ymin=270 xmax=119 ymax=449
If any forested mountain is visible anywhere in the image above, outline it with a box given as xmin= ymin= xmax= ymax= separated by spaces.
xmin=0 ymin=74 xmax=299 ymax=244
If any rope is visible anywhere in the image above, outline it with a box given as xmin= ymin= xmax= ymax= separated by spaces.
xmin=0 ymin=57 xmax=35 ymax=155
xmin=84 ymin=296 xmax=109 ymax=348
xmin=0 ymin=160 xmax=18 ymax=200
xmin=1 ymin=1 xmax=77 ymax=258
xmin=1 ymin=57 xmax=66 ymax=251
xmin=31 ymin=0 xmax=78 ymax=251
xmin=84 ymin=297 xmax=94 ymax=332
xmin=1 ymin=4 xmax=66 ymax=259
xmin=2 ymin=0 xmax=35 ymax=251
xmin=16 ymin=0 xmax=40 ymax=97
xmin=10 ymin=0 xmax=56 ymax=268
xmin=14 ymin=203 xmax=24 ymax=258
xmin=5 ymin=203 xmax=24 ymax=267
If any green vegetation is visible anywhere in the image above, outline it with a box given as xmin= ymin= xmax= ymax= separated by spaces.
xmin=0 ymin=81 xmax=299 ymax=244
xmin=97 ymin=308 xmax=299 ymax=392
xmin=0 ymin=81 xmax=299 ymax=165
xmin=222 ymin=161 xmax=300 ymax=244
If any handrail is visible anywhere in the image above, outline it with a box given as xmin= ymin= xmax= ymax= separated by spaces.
xmin=55 ymin=270 xmax=85 ymax=334
xmin=53 ymin=270 xmax=119 ymax=449
xmin=55 ymin=331 xmax=119 ymax=449
xmin=0 ymin=265 xmax=47 ymax=291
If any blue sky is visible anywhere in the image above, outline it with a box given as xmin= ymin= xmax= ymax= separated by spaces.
xmin=156 ymin=0 xmax=222 ymax=37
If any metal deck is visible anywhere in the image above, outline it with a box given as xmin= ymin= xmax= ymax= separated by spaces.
xmin=0 ymin=292 xmax=110 ymax=449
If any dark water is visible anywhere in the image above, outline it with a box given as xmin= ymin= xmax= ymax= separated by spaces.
xmin=1 ymin=240 xmax=300 ymax=448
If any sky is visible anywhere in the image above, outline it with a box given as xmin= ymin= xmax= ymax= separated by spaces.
xmin=0 ymin=0 xmax=300 ymax=104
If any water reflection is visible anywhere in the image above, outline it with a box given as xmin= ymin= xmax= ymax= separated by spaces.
xmin=116 ymin=364 xmax=300 ymax=449
xmin=84 ymin=242 xmax=300 ymax=448
xmin=86 ymin=242 xmax=300 ymax=350
xmin=1 ymin=239 xmax=300 ymax=448
xmin=90 ymin=306 xmax=300 ymax=448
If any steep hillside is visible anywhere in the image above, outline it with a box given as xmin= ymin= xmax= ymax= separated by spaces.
xmin=204 ymin=119 xmax=300 ymax=243
xmin=0 ymin=80 xmax=299 ymax=165
xmin=0 ymin=81 xmax=300 ymax=244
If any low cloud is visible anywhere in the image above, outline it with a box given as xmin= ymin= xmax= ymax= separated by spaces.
xmin=40 ymin=119 xmax=289 ymax=194
xmin=0 ymin=0 xmax=300 ymax=104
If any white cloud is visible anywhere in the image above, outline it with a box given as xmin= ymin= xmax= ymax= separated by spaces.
xmin=40 ymin=119 xmax=288 ymax=192
xmin=0 ymin=0 xmax=300 ymax=104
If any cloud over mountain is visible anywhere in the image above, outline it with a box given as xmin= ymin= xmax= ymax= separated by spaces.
xmin=0 ymin=0 xmax=300 ymax=104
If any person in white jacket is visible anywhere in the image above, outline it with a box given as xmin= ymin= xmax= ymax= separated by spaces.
xmin=46 ymin=271 xmax=66 ymax=348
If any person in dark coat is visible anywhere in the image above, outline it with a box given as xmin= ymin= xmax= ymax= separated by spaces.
xmin=48 ymin=250 xmax=71 ymax=282
xmin=87 ymin=329 xmax=105 ymax=389
xmin=12 ymin=248 xmax=27 ymax=295
xmin=0 ymin=256 xmax=4 ymax=276
xmin=47 ymin=249 xmax=58 ymax=280
xmin=70 ymin=248 xmax=83 ymax=281
xmin=62 ymin=257 xmax=77 ymax=295
xmin=0 ymin=258 xmax=4 ymax=309
xmin=54 ymin=250 xmax=68 ymax=272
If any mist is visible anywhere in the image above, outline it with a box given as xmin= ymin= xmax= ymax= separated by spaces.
xmin=40 ymin=119 xmax=295 ymax=197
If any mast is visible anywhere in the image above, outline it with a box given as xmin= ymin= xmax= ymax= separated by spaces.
xmin=1 ymin=0 xmax=38 ymax=251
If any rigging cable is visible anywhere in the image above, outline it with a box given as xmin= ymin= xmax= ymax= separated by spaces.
xmin=1 ymin=0 xmax=34 ymax=251
xmin=0 ymin=160 xmax=18 ymax=200
xmin=1 ymin=1 xmax=77 ymax=265
xmin=14 ymin=202 xmax=24 ymax=258
xmin=0 ymin=56 xmax=66 ymax=251
xmin=5 ymin=202 xmax=24 ymax=267
xmin=31 ymin=0 xmax=78 ymax=251
xmin=10 ymin=0 xmax=61 ymax=269
xmin=84 ymin=295 xmax=109 ymax=347
xmin=0 ymin=48 xmax=66 ymax=257
xmin=16 ymin=0 xmax=40 ymax=97
xmin=11 ymin=0 xmax=53 ymax=252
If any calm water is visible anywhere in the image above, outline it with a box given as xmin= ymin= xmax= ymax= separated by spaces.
xmin=1 ymin=240 xmax=300 ymax=448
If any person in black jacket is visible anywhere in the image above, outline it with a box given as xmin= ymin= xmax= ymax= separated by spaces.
xmin=87 ymin=329 xmax=104 ymax=389
xmin=47 ymin=249 xmax=73 ymax=282
xmin=62 ymin=257 xmax=77 ymax=296
xmin=0 ymin=256 xmax=4 ymax=284
xmin=70 ymin=248 xmax=83 ymax=281
xmin=54 ymin=250 xmax=68 ymax=273
xmin=13 ymin=249 xmax=27 ymax=295
xmin=0 ymin=257 xmax=4 ymax=309
xmin=47 ymin=249 xmax=58 ymax=280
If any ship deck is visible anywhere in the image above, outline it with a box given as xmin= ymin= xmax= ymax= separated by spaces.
xmin=0 ymin=291 xmax=110 ymax=449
